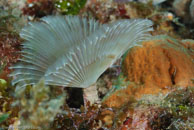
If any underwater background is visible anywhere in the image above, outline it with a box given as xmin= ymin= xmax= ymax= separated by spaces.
xmin=0 ymin=0 xmax=194 ymax=130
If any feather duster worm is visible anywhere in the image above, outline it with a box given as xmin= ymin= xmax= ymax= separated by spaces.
xmin=10 ymin=15 xmax=153 ymax=104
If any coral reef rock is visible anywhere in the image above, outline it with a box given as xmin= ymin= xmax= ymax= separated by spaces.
xmin=120 ymin=107 xmax=160 ymax=130
xmin=190 ymin=0 xmax=194 ymax=22
xmin=172 ymin=0 xmax=192 ymax=23
xmin=123 ymin=35 xmax=194 ymax=95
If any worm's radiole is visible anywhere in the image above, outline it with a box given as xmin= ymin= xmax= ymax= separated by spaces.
xmin=10 ymin=15 xmax=153 ymax=104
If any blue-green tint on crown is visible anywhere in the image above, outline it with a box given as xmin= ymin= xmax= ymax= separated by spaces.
xmin=9 ymin=15 xmax=153 ymax=89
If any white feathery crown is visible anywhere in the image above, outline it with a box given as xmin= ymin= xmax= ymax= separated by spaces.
xmin=10 ymin=15 xmax=153 ymax=89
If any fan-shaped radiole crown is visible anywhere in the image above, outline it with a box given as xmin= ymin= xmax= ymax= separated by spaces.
xmin=10 ymin=15 xmax=153 ymax=89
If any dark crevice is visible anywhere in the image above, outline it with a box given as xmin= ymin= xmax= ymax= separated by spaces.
xmin=66 ymin=88 xmax=84 ymax=108
xmin=163 ymin=49 xmax=176 ymax=85
xmin=169 ymin=65 xmax=176 ymax=85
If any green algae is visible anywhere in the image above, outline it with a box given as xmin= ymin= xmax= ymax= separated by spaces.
xmin=55 ymin=0 xmax=87 ymax=15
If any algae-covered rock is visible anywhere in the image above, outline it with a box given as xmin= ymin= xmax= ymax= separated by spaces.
xmin=103 ymin=86 xmax=194 ymax=130
xmin=17 ymin=80 xmax=65 ymax=130
xmin=102 ymin=82 xmax=137 ymax=108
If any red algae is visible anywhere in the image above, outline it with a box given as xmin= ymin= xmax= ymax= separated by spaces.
xmin=0 ymin=34 xmax=21 ymax=77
